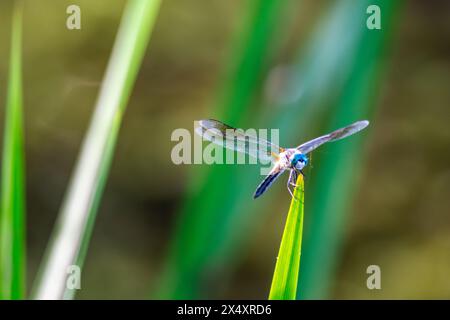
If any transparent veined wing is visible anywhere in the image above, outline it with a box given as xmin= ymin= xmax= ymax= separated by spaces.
xmin=195 ymin=119 xmax=284 ymax=163
xmin=297 ymin=120 xmax=369 ymax=154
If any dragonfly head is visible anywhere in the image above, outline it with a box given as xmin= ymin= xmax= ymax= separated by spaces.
xmin=291 ymin=153 xmax=308 ymax=168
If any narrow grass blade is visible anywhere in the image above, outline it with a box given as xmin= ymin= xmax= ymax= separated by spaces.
xmin=0 ymin=0 xmax=26 ymax=300
xmin=269 ymin=175 xmax=304 ymax=300
xmin=32 ymin=0 xmax=161 ymax=300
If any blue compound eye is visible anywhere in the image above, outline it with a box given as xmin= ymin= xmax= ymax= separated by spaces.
xmin=293 ymin=153 xmax=308 ymax=166
xmin=291 ymin=154 xmax=301 ymax=165
xmin=302 ymin=155 xmax=308 ymax=165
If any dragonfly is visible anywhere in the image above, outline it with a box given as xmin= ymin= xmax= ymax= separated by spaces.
xmin=195 ymin=119 xmax=369 ymax=199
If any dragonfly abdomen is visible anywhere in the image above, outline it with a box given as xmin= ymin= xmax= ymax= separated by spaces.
xmin=253 ymin=171 xmax=284 ymax=199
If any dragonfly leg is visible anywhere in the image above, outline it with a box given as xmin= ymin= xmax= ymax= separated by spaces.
xmin=289 ymin=169 xmax=305 ymax=196
xmin=287 ymin=185 xmax=294 ymax=198
xmin=290 ymin=170 xmax=299 ymax=187
xmin=286 ymin=170 xmax=294 ymax=198
xmin=292 ymin=169 xmax=306 ymax=184
xmin=287 ymin=170 xmax=302 ymax=200
xmin=300 ymin=169 xmax=306 ymax=179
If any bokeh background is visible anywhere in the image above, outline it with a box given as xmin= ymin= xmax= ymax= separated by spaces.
xmin=0 ymin=0 xmax=449 ymax=299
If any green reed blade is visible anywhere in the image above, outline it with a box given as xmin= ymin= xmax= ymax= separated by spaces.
xmin=32 ymin=0 xmax=161 ymax=300
xmin=0 ymin=0 xmax=25 ymax=300
xmin=269 ymin=175 xmax=304 ymax=300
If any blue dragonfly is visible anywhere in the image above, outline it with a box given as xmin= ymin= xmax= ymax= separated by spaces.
xmin=195 ymin=119 xmax=369 ymax=198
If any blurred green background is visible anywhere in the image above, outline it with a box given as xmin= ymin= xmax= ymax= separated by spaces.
xmin=0 ymin=0 xmax=449 ymax=299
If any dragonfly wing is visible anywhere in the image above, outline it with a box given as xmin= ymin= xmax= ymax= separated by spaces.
xmin=297 ymin=120 xmax=369 ymax=154
xmin=253 ymin=169 xmax=285 ymax=199
xmin=195 ymin=119 xmax=284 ymax=163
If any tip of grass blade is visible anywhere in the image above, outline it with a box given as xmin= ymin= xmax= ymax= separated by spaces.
xmin=269 ymin=174 xmax=304 ymax=300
